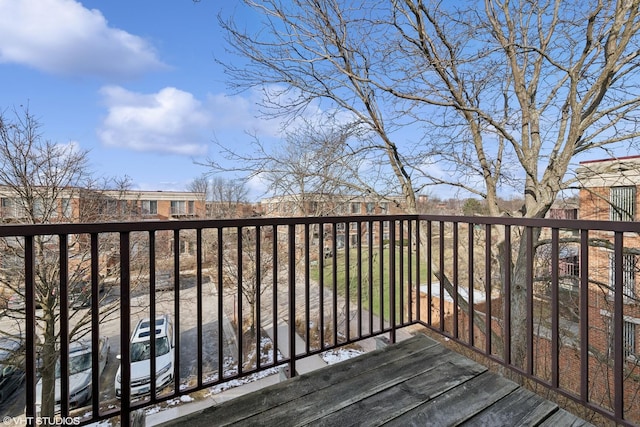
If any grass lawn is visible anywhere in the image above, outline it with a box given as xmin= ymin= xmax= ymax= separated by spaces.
xmin=310 ymin=246 xmax=427 ymax=321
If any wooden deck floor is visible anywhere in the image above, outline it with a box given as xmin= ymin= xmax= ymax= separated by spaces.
xmin=165 ymin=333 xmax=593 ymax=426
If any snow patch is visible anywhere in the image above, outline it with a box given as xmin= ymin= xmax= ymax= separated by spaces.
xmin=321 ymin=348 xmax=364 ymax=365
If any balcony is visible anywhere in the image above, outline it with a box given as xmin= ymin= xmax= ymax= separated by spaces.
xmin=0 ymin=215 xmax=638 ymax=426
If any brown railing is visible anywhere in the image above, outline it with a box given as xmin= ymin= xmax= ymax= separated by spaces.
xmin=0 ymin=215 xmax=639 ymax=426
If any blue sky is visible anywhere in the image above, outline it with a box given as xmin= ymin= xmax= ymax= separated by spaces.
xmin=0 ymin=0 xmax=279 ymax=197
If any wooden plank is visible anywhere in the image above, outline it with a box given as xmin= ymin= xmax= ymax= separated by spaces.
xmin=170 ymin=334 xmax=439 ymax=426
xmin=540 ymin=409 xmax=596 ymax=427
xmin=461 ymin=387 xmax=559 ymax=426
xmin=158 ymin=332 xmax=592 ymax=427
xmin=238 ymin=339 xmax=462 ymax=425
xmin=385 ymin=371 xmax=520 ymax=427
xmin=312 ymin=352 xmax=487 ymax=426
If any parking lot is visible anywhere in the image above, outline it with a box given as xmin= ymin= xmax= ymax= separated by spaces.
xmin=0 ymin=274 xmax=233 ymax=420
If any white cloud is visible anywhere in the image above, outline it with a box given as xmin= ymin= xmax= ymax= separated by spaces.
xmin=205 ymin=91 xmax=283 ymax=138
xmin=97 ymin=85 xmax=293 ymax=157
xmin=98 ymin=86 xmax=212 ymax=155
xmin=0 ymin=0 xmax=165 ymax=78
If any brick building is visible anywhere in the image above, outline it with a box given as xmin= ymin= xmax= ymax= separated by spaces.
xmin=576 ymin=156 xmax=640 ymax=362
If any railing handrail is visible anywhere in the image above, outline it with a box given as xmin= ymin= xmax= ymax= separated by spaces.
xmin=4 ymin=213 xmax=640 ymax=237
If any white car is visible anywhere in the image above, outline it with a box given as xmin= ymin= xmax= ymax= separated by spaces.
xmin=35 ymin=337 xmax=110 ymax=413
xmin=115 ymin=314 xmax=175 ymax=398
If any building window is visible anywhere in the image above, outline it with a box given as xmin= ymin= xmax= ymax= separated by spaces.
xmin=51 ymin=200 xmax=59 ymax=218
xmin=171 ymin=201 xmax=186 ymax=216
xmin=366 ymin=202 xmax=375 ymax=214
xmin=380 ymin=202 xmax=389 ymax=214
xmin=101 ymin=199 xmax=118 ymax=216
xmin=608 ymin=318 xmax=638 ymax=360
xmin=34 ymin=199 xmax=47 ymax=218
xmin=610 ymin=186 xmax=636 ymax=221
xmin=609 ymin=253 xmax=637 ymax=298
xmin=350 ymin=203 xmax=361 ymax=214
xmin=61 ymin=198 xmax=72 ymax=217
xmin=1 ymin=198 xmax=24 ymax=218
xmin=188 ymin=200 xmax=195 ymax=215
xmin=142 ymin=200 xmax=157 ymax=215
xmin=624 ymin=321 xmax=637 ymax=359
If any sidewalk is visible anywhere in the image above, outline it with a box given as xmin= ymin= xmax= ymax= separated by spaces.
xmin=263 ymin=322 xmax=328 ymax=375
xmin=146 ymin=321 xmax=326 ymax=426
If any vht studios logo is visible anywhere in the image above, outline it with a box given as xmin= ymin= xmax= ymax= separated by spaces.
xmin=2 ymin=417 xmax=80 ymax=426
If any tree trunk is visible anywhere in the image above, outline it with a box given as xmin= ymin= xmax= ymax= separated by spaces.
xmin=39 ymin=319 xmax=57 ymax=417
xmin=505 ymin=228 xmax=540 ymax=369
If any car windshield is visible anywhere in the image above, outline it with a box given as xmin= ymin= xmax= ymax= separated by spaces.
xmin=130 ymin=337 xmax=169 ymax=362
xmin=55 ymin=352 xmax=91 ymax=378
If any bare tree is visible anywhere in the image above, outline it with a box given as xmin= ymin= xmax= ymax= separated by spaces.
xmin=0 ymin=106 xmax=120 ymax=417
xmin=205 ymin=117 xmax=398 ymax=215
xmin=207 ymin=177 xmax=249 ymax=218
xmin=187 ymin=175 xmax=209 ymax=216
xmin=217 ymin=0 xmax=640 ymax=367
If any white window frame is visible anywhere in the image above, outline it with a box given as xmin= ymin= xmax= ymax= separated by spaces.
xmin=171 ymin=200 xmax=186 ymax=216
xmin=141 ymin=200 xmax=158 ymax=215
xmin=624 ymin=321 xmax=637 ymax=360
xmin=610 ymin=186 xmax=636 ymax=221
xmin=601 ymin=310 xmax=639 ymax=361
xmin=609 ymin=252 xmax=637 ymax=299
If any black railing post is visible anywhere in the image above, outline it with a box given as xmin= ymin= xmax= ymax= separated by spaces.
xmin=390 ymin=220 xmax=396 ymax=344
xmin=237 ymin=227 xmax=243 ymax=375
xmin=304 ymin=223 xmax=310 ymax=354
xmin=525 ymin=226 xmax=534 ymax=376
xmin=345 ymin=221 xmax=351 ymax=342
xmin=24 ymin=235 xmax=36 ymax=426
xmin=468 ymin=222 xmax=474 ymax=347
xmin=551 ymin=228 xmax=559 ymax=388
xmin=579 ymin=229 xmax=590 ymax=403
xmin=485 ymin=224 xmax=492 ymax=355
xmin=120 ymin=231 xmax=131 ymax=427
xmin=58 ymin=234 xmax=69 ymax=416
xmin=427 ymin=220 xmax=432 ymax=326
xmin=173 ymin=229 xmax=181 ymax=391
xmin=504 ymin=225 xmax=512 ymax=366
xmin=613 ymin=231 xmax=624 ymax=420
xmin=332 ymin=222 xmax=338 ymax=346
xmin=256 ymin=226 xmax=262 ymax=370
xmin=288 ymin=224 xmax=296 ymax=377
xmin=453 ymin=222 xmax=459 ymax=339
xmin=196 ymin=228 xmax=203 ymax=389
xmin=149 ymin=231 xmax=157 ymax=400
xmin=217 ymin=227 xmax=224 ymax=379
xmin=439 ymin=222 xmax=445 ymax=333
xmin=90 ymin=233 xmax=101 ymax=416
xmin=415 ymin=220 xmax=421 ymax=324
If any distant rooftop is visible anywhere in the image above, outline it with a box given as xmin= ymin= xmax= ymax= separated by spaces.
xmin=576 ymin=156 xmax=640 ymax=188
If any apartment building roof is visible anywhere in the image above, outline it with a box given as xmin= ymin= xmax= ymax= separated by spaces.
xmin=0 ymin=185 xmax=203 ymax=201
xmin=98 ymin=189 xmax=204 ymax=201
xmin=575 ymin=156 xmax=640 ymax=187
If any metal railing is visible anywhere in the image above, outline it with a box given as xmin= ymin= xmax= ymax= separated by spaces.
xmin=0 ymin=215 xmax=639 ymax=426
